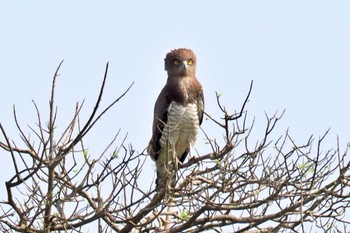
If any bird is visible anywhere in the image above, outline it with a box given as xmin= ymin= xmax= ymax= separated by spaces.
xmin=147 ymin=48 xmax=204 ymax=190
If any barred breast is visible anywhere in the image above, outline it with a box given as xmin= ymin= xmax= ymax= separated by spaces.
xmin=158 ymin=102 xmax=200 ymax=163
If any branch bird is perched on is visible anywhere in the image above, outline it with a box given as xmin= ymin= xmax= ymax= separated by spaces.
xmin=148 ymin=48 xmax=204 ymax=190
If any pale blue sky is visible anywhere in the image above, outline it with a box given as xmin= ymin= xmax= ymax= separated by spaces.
xmin=1 ymin=1 xmax=350 ymax=230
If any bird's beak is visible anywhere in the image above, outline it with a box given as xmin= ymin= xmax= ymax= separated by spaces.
xmin=183 ymin=61 xmax=189 ymax=69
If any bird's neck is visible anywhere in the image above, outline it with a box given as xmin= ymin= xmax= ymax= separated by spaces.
xmin=167 ymin=75 xmax=201 ymax=105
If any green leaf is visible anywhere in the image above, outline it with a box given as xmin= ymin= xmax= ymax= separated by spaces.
xmin=83 ymin=150 xmax=89 ymax=159
xmin=299 ymin=162 xmax=308 ymax=172
xmin=113 ymin=151 xmax=119 ymax=159
xmin=179 ymin=209 xmax=189 ymax=221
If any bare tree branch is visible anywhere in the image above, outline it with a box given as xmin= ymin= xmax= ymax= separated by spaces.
xmin=1 ymin=63 xmax=349 ymax=232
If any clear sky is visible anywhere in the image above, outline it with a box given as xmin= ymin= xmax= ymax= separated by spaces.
xmin=1 ymin=1 xmax=350 ymax=230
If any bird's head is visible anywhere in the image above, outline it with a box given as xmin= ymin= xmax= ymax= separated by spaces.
xmin=164 ymin=48 xmax=197 ymax=76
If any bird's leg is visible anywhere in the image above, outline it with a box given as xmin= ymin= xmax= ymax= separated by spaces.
xmin=164 ymin=146 xmax=178 ymax=229
xmin=164 ymin=146 xmax=176 ymax=230
xmin=165 ymin=143 xmax=176 ymax=174
xmin=164 ymin=143 xmax=176 ymax=191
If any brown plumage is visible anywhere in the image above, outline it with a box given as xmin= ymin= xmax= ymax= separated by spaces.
xmin=148 ymin=48 xmax=204 ymax=189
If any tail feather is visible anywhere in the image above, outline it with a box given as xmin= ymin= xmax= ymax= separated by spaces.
xmin=155 ymin=164 xmax=176 ymax=191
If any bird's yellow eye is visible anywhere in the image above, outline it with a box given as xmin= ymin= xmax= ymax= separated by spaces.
xmin=173 ymin=59 xmax=179 ymax=65
xmin=187 ymin=59 xmax=193 ymax=65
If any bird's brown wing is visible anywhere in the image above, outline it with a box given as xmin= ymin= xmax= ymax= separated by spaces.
xmin=148 ymin=87 xmax=171 ymax=161
xmin=197 ymin=90 xmax=205 ymax=125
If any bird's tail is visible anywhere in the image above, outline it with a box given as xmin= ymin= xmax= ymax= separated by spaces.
xmin=155 ymin=163 xmax=177 ymax=191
